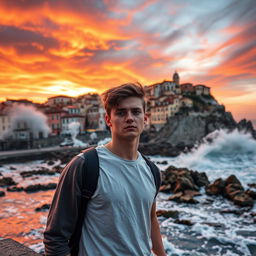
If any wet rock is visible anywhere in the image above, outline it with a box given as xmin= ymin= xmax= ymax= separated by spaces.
xmin=0 ymin=191 xmax=5 ymax=197
xmin=206 ymin=175 xmax=254 ymax=208
xmin=0 ymin=177 xmax=17 ymax=187
xmin=51 ymin=165 xmax=63 ymax=174
xmin=250 ymin=212 xmax=256 ymax=217
xmin=35 ymin=204 xmax=51 ymax=212
xmin=246 ymin=190 xmax=256 ymax=200
xmin=10 ymin=166 xmax=16 ymax=170
xmin=47 ymin=160 xmax=55 ymax=166
xmin=174 ymin=219 xmax=194 ymax=226
xmin=248 ymin=183 xmax=256 ymax=189
xmin=161 ymin=166 xmax=208 ymax=204
xmin=179 ymin=194 xmax=199 ymax=204
xmin=220 ymin=209 xmax=244 ymax=215
xmin=191 ymin=171 xmax=210 ymax=187
xmin=205 ymin=178 xmax=225 ymax=195
xmin=0 ymin=172 xmax=2 ymax=176
xmin=156 ymin=210 xmax=179 ymax=219
xmin=20 ymin=168 xmax=56 ymax=178
xmin=174 ymin=176 xmax=198 ymax=193
xmin=159 ymin=184 xmax=172 ymax=193
xmin=168 ymin=192 xmax=199 ymax=204
xmin=224 ymin=183 xmax=244 ymax=200
xmin=225 ymin=175 xmax=243 ymax=187
xmin=7 ymin=186 xmax=24 ymax=192
xmin=233 ymin=194 xmax=254 ymax=207
xmin=24 ymin=183 xmax=57 ymax=193
xmin=168 ymin=192 xmax=183 ymax=201
xmin=156 ymin=160 xmax=168 ymax=165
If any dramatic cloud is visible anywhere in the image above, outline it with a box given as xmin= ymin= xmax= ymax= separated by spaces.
xmin=0 ymin=0 xmax=255 ymax=123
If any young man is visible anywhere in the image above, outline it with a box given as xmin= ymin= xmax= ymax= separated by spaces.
xmin=44 ymin=83 xmax=166 ymax=256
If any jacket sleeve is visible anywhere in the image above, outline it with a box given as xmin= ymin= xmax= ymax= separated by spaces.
xmin=43 ymin=155 xmax=85 ymax=256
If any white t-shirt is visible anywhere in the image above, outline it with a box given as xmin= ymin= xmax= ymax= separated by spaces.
xmin=78 ymin=145 xmax=156 ymax=256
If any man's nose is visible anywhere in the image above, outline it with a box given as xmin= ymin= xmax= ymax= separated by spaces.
xmin=125 ymin=111 xmax=134 ymax=122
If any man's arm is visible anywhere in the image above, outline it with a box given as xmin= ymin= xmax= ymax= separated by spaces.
xmin=43 ymin=156 xmax=85 ymax=256
xmin=151 ymin=202 xmax=166 ymax=256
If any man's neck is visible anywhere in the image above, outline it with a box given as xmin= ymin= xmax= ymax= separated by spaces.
xmin=105 ymin=137 xmax=139 ymax=160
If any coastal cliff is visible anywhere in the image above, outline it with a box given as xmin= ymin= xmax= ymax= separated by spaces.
xmin=140 ymin=106 xmax=256 ymax=156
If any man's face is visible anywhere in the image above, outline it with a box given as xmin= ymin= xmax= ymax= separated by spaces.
xmin=105 ymin=97 xmax=147 ymax=140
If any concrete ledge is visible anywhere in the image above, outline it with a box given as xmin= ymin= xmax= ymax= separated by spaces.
xmin=0 ymin=239 xmax=42 ymax=256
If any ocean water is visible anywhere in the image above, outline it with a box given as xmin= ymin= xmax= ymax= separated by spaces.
xmin=0 ymin=129 xmax=255 ymax=255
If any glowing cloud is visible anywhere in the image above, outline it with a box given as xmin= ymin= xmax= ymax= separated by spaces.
xmin=0 ymin=0 xmax=255 ymax=123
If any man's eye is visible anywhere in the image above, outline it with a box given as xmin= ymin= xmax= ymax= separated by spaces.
xmin=133 ymin=110 xmax=141 ymax=115
xmin=116 ymin=111 xmax=125 ymax=116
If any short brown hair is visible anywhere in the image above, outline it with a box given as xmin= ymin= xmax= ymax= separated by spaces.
xmin=101 ymin=82 xmax=145 ymax=116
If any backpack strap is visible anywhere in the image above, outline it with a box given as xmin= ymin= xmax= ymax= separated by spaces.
xmin=142 ymin=154 xmax=161 ymax=197
xmin=69 ymin=147 xmax=99 ymax=256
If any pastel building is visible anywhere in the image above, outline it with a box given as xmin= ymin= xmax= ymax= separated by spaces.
xmin=149 ymin=96 xmax=181 ymax=130
xmin=194 ymin=85 xmax=211 ymax=95
xmin=0 ymin=112 xmax=11 ymax=139
xmin=45 ymin=108 xmax=67 ymax=136
xmin=47 ymin=95 xmax=73 ymax=106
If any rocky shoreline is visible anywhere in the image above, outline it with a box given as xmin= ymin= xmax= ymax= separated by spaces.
xmin=1 ymin=158 xmax=255 ymax=216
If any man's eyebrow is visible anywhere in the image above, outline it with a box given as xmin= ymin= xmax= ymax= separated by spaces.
xmin=115 ymin=108 xmax=126 ymax=111
xmin=115 ymin=107 xmax=142 ymax=111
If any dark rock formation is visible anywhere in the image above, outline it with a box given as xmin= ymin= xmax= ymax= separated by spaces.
xmin=156 ymin=209 xmax=179 ymax=219
xmin=248 ymin=183 xmax=256 ymax=189
xmin=20 ymin=168 xmax=56 ymax=178
xmin=47 ymin=160 xmax=55 ymax=165
xmin=206 ymin=175 xmax=254 ymax=207
xmin=160 ymin=165 xmax=255 ymax=208
xmin=174 ymin=219 xmax=194 ymax=226
xmin=7 ymin=186 xmax=24 ymax=192
xmin=0 ymin=190 xmax=5 ymax=197
xmin=156 ymin=160 xmax=168 ymax=165
xmin=24 ymin=183 xmax=57 ymax=193
xmin=160 ymin=166 xmax=209 ymax=204
xmin=35 ymin=203 xmax=51 ymax=212
xmin=51 ymin=165 xmax=63 ymax=173
xmin=0 ymin=177 xmax=17 ymax=187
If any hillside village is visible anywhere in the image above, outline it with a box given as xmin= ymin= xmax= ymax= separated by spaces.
xmin=0 ymin=72 xmax=219 ymax=148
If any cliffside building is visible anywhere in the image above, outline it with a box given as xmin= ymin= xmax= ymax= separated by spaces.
xmin=194 ymin=84 xmax=210 ymax=95
xmin=47 ymin=95 xmax=73 ymax=106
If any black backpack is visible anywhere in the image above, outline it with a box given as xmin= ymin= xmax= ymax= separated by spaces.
xmin=68 ymin=147 xmax=161 ymax=256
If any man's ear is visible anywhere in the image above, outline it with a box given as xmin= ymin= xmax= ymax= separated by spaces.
xmin=144 ymin=114 xmax=148 ymax=125
xmin=105 ymin=114 xmax=112 ymax=127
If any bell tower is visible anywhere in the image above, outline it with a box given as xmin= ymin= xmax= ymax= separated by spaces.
xmin=173 ymin=71 xmax=179 ymax=85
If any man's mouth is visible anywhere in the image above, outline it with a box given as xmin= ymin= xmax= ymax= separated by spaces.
xmin=124 ymin=126 xmax=137 ymax=129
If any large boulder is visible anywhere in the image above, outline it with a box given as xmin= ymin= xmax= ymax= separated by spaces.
xmin=0 ymin=177 xmax=17 ymax=187
xmin=160 ymin=166 xmax=208 ymax=204
xmin=206 ymin=175 xmax=254 ymax=207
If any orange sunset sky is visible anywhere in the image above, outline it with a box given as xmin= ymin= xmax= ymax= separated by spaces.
xmin=0 ymin=0 xmax=255 ymax=125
